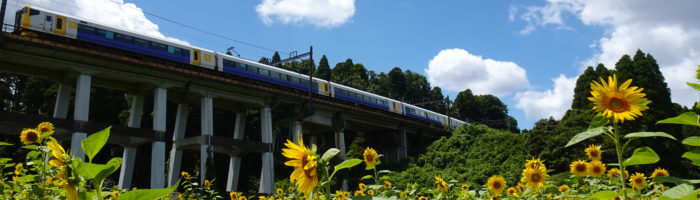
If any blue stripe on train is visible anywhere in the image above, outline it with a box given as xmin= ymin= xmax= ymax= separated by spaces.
xmin=333 ymin=93 xmax=390 ymax=111
xmin=405 ymin=112 xmax=443 ymax=125
xmin=76 ymin=32 xmax=190 ymax=64
xmin=222 ymin=65 xmax=319 ymax=93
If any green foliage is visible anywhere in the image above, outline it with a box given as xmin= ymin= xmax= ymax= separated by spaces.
xmin=314 ymin=55 xmax=332 ymax=80
xmin=623 ymin=147 xmax=660 ymax=166
xmin=119 ymin=185 xmax=178 ymax=200
xmin=81 ymin=126 xmax=111 ymax=163
xmin=392 ymin=124 xmax=531 ymax=188
xmin=452 ymin=89 xmax=518 ymax=132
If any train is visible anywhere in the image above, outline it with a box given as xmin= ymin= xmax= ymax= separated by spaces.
xmin=15 ymin=5 xmax=466 ymax=129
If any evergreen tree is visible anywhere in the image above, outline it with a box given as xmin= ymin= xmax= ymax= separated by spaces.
xmin=258 ymin=57 xmax=271 ymax=65
xmin=315 ymin=55 xmax=331 ymax=80
xmin=572 ymin=64 xmax=611 ymax=110
xmin=387 ymin=67 xmax=406 ymax=99
xmin=271 ymin=51 xmax=282 ymax=68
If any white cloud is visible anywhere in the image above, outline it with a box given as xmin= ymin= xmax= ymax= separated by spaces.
xmin=514 ymin=75 xmax=577 ymax=120
xmin=513 ymin=0 xmax=700 ymax=108
xmin=256 ymin=0 xmax=355 ymax=28
xmin=425 ymin=48 xmax=530 ymax=97
xmin=5 ymin=0 xmax=187 ymax=44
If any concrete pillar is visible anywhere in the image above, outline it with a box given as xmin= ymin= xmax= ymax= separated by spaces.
xmin=200 ymin=96 xmax=214 ymax=182
xmin=118 ymin=95 xmax=144 ymax=189
xmin=167 ymin=104 xmax=190 ymax=186
xmin=226 ymin=112 xmax=246 ymax=191
xmin=259 ymin=106 xmax=274 ymax=194
xmin=397 ymin=128 xmax=408 ymax=161
xmin=52 ymin=83 xmax=71 ymax=119
xmin=70 ymin=74 xmax=91 ymax=160
xmin=331 ymin=112 xmax=347 ymax=190
xmin=292 ymin=121 xmax=302 ymax=143
xmin=151 ymin=88 xmax=167 ymax=188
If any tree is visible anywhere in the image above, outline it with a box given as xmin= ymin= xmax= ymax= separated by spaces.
xmin=258 ymin=57 xmax=271 ymax=65
xmin=315 ymin=55 xmax=331 ymax=80
xmin=271 ymin=51 xmax=282 ymax=68
xmin=452 ymin=89 xmax=516 ymax=132
xmin=387 ymin=67 xmax=406 ymax=99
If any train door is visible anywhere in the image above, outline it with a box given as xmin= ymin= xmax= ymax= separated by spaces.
xmin=54 ymin=16 xmax=66 ymax=35
xmin=317 ymin=81 xmax=330 ymax=96
xmin=192 ymin=49 xmax=201 ymax=65
xmin=43 ymin=14 xmax=53 ymax=32
xmin=391 ymin=102 xmax=403 ymax=114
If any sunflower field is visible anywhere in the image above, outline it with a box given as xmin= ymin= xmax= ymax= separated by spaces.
xmin=2 ymin=62 xmax=700 ymax=200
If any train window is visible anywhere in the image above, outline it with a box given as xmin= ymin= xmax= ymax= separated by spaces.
xmin=179 ymin=48 xmax=190 ymax=56
xmin=150 ymin=42 xmax=166 ymax=51
xmin=223 ymin=59 xmax=235 ymax=67
xmin=116 ymin=33 xmax=131 ymax=42
xmin=259 ymin=68 xmax=269 ymax=76
xmin=167 ymin=46 xmax=175 ymax=53
xmin=29 ymin=10 xmax=40 ymax=16
xmin=270 ymin=71 xmax=280 ymax=79
xmin=77 ymin=25 xmax=95 ymax=34
xmin=56 ymin=18 xmax=63 ymax=29
xmin=134 ymin=38 xmax=148 ymax=47
xmin=247 ymin=65 xmax=257 ymax=73
xmin=237 ymin=63 xmax=247 ymax=70
xmin=193 ymin=51 xmax=199 ymax=60
xmin=95 ymin=29 xmax=106 ymax=37
xmin=285 ymin=75 xmax=291 ymax=81
xmin=105 ymin=31 xmax=113 ymax=39
xmin=46 ymin=16 xmax=52 ymax=22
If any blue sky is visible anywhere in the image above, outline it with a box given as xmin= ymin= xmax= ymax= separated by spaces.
xmin=5 ymin=0 xmax=700 ymax=130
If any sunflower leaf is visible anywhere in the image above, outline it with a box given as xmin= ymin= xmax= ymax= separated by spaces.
xmin=590 ymin=190 xmax=618 ymax=200
xmin=657 ymin=112 xmax=700 ymax=127
xmin=361 ymin=175 xmax=373 ymax=180
xmin=688 ymin=83 xmax=700 ymax=92
xmin=588 ymin=114 xmax=609 ymax=129
xmin=81 ymin=126 xmax=111 ymax=163
xmin=624 ymin=132 xmax=676 ymax=140
xmin=0 ymin=142 xmax=12 ymax=146
xmin=119 ymin=184 xmax=178 ymax=200
xmin=623 ymin=146 xmax=659 ymax=166
xmin=682 ymin=150 xmax=700 ymax=167
xmin=321 ymin=148 xmax=340 ymax=163
xmin=334 ymin=158 xmax=362 ymax=173
xmin=662 ymin=184 xmax=694 ymax=199
xmin=683 ymin=137 xmax=700 ymax=147
xmin=565 ymin=126 xmax=609 ymax=148
xmin=653 ymin=176 xmax=700 ymax=184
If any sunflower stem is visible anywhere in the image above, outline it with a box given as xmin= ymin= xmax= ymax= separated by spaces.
xmin=613 ymin=124 xmax=628 ymax=199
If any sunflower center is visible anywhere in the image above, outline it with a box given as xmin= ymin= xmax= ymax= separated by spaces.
xmin=27 ymin=131 xmax=38 ymax=142
xmin=634 ymin=178 xmax=643 ymax=184
xmin=302 ymin=154 xmax=317 ymax=177
xmin=606 ymin=96 xmax=630 ymax=112
xmin=575 ymin=164 xmax=587 ymax=172
xmin=592 ymin=166 xmax=602 ymax=174
xmin=493 ymin=182 xmax=502 ymax=189
xmin=531 ymin=174 xmax=541 ymax=182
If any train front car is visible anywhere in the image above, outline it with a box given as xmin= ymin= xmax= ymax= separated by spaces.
xmin=16 ymin=6 xmax=77 ymax=38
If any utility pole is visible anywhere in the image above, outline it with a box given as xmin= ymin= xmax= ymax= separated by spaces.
xmin=0 ymin=0 xmax=8 ymax=33
xmin=268 ymin=46 xmax=314 ymax=121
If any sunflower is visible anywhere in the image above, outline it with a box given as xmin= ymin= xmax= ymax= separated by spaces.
xmin=229 ymin=192 xmax=239 ymax=200
xmin=629 ymin=172 xmax=647 ymax=190
xmin=47 ymin=138 xmax=67 ymax=167
xmin=588 ymin=161 xmax=606 ymax=177
xmin=363 ymin=147 xmax=380 ymax=170
xmin=418 ymin=197 xmax=428 ymax=200
xmin=399 ymin=192 xmax=408 ymax=199
xmin=14 ymin=163 xmax=22 ymax=175
xmin=238 ymin=196 xmax=247 ymax=200
xmin=525 ymin=157 xmax=546 ymax=169
xmin=516 ymin=183 xmax=524 ymax=193
xmin=37 ymin=122 xmax=54 ymax=134
xmin=588 ymin=75 xmax=650 ymax=123
xmin=585 ymin=144 xmax=602 ymax=161
xmin=111 ymin=191 xmax=120 ymax=200
xmin=651 ymin=168 xmax=670 ymax=178
xmin=282 ymin=138 xmax=318 ymax=197
xmin=506 ymin=187 xmax=518 ymax=196
xmin=181 ymin=171 xmax=191 ymax=180
xmin=354 ymin=190 xmax=364 ymax=196
xmin=336 ymin=191 xmax=349 ymax=200
xmin=20 ymin=128 xmax=40 ymax=145
xmin=276 ymin=188 xmax=283 ymax=195
xmin=558 ymin=184 xmax=570 ymax=192
xmin=570 ymin=160 xmax=588 ymax=177
xmin=383 ymin=180 xmax=392 ymax=189
xmin=204 ymin=180 xmax=211 ymax=188
xmin=522 ymin=166 xmax=547 ymax=189
xmin=487 ymin=175 xmax=506 ymax=195
xmin=358 ymin=183 xmax=366 ymax=191
xmin=606 ymin=168 xmax=629 ymax=179
xmin=367 ymin=189 xmax=375 ymax=196
xmin=461 ymin=184 xmax=470 ymax=190
xmin=435 ymin=176 xmax=448 ymax=192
